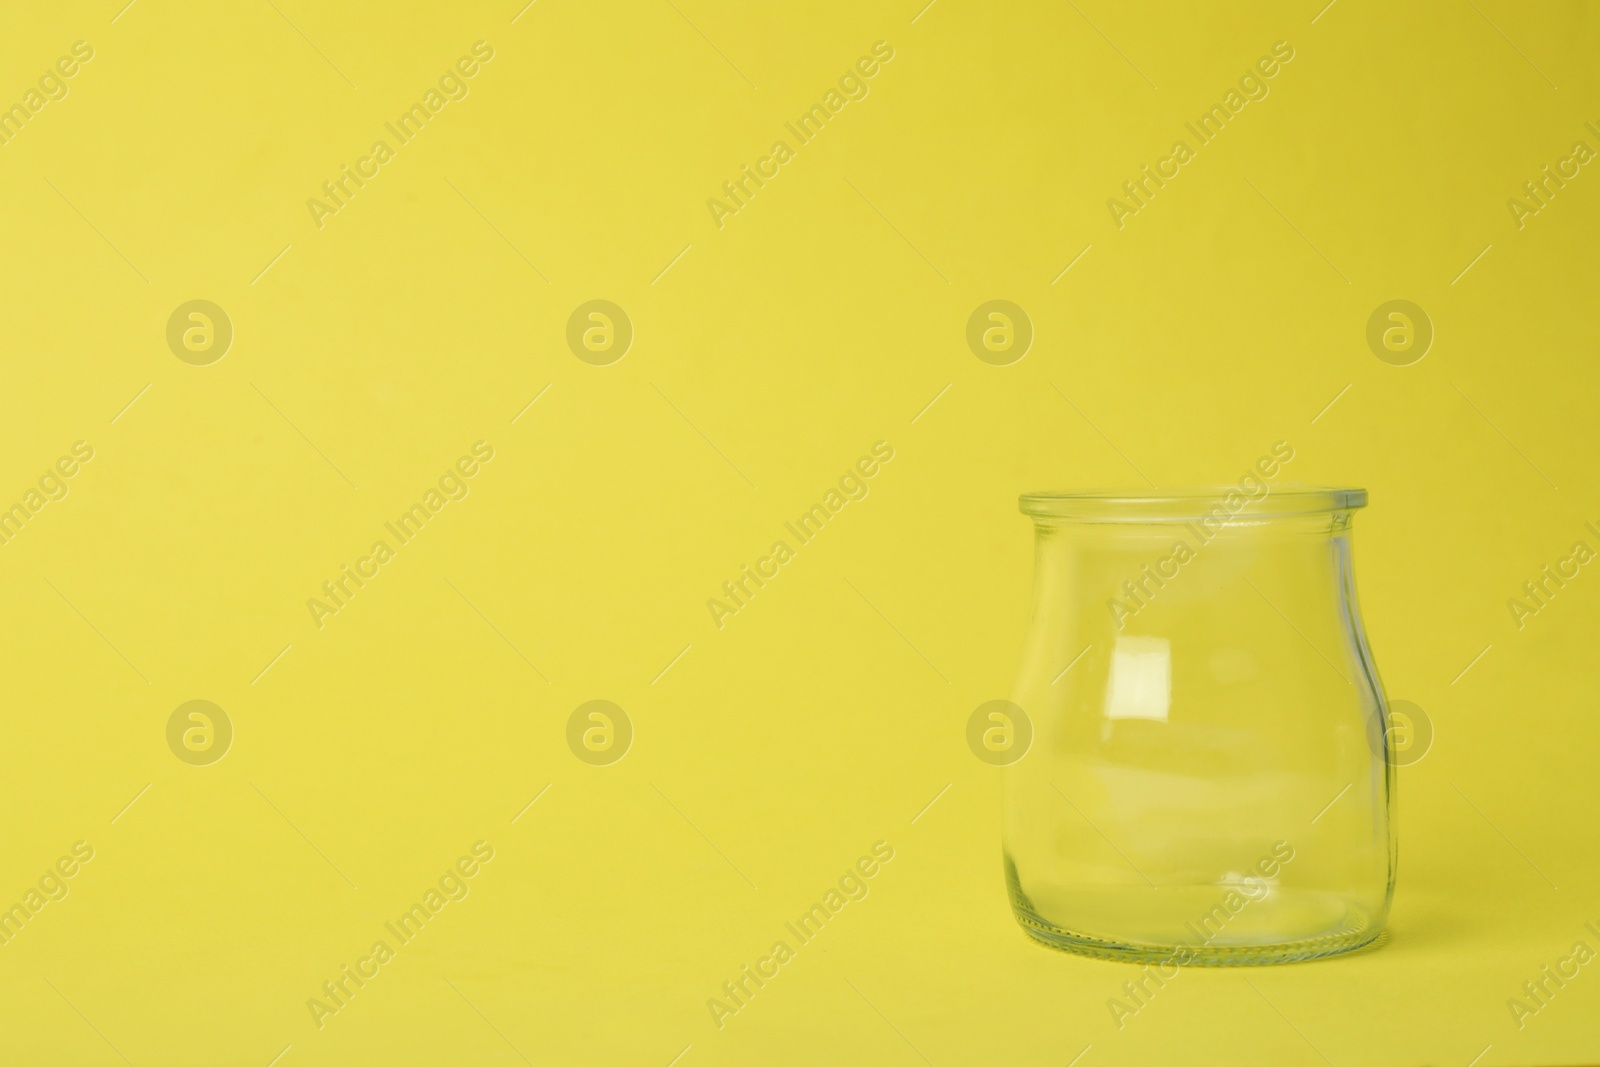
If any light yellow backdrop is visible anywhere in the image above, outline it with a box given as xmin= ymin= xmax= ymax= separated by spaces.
xmin=2 ymin=1 xmax=1597 ymax=1064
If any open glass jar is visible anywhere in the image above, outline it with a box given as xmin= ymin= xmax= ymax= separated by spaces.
xmin=1005 ymin=484 xmax=1394 ymax=964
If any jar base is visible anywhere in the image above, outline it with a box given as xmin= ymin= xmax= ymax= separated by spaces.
xmin=1010 ymin=900 xmax=1384 ymax=966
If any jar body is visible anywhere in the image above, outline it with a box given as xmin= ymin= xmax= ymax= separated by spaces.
xmin=1005 ymin=496 xmax=1394 ymax=964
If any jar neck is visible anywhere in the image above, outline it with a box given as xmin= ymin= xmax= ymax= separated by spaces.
xmin=1028 ymin=512 xmax=1361 ymax=643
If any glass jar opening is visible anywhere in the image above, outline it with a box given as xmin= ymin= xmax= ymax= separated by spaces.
xmin=1019 ymin=485 xmax=1367 ymax=524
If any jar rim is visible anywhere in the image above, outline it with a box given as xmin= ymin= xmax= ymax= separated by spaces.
xmin=1019 ymin=485 xmax=1367 ymax=521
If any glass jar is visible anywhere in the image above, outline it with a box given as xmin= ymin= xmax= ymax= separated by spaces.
xmin=1005 ymin=485 xmax=1394 ymax=964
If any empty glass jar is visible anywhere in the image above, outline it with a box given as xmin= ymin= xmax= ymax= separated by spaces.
xmin=1005 ymin=484 xmax=1394 ymax=964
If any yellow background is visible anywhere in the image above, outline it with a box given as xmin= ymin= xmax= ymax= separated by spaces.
xmin=2 ymin=0 xmax=1598 ymax=1063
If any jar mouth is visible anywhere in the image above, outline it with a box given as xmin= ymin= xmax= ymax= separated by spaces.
xmin=1019 ymin=485 xmax=1367 ymax=522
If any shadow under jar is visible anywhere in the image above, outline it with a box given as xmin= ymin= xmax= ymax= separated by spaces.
xmin=1005 ymin=486 xmax=1395 ymax=965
